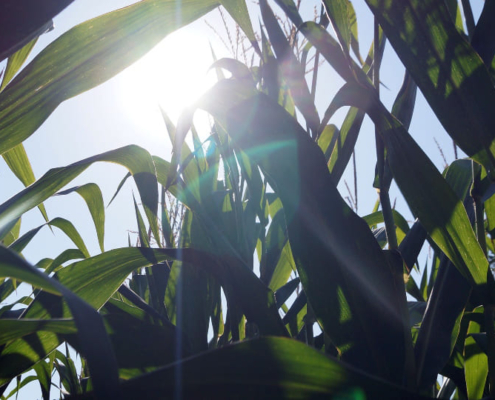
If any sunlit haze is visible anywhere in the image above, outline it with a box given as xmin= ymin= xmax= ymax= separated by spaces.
xmin=117 ymin=28 xmax=218 ymax=141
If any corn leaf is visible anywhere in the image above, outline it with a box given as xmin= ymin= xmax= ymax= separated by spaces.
xmin=77 ymin=337 xmax=429 ymax=400
xmin=325 ymin=82 xmax=488 ymax=290
xmin=464 ymin=307 xmax=488 ymax=399
xmin=192 ymin=79 xmax=409 ymax=383
xmin=322 ymin=0 xmax=352 ymax=53
xmin=0 ymin=246 xmax=119 ymax=397
xmin=260 ymin=0 xmax=320 ymax=137
xmin=0 ymin=319 xmax=77 ymax=346
xmin=364 ymin=0 xmax=495 ymax=177
xmin=0 ymin=38 xmax=37 ymax=92
xmin=56 ymin=184 xmax=105 ymax=252
xmin=3 ymin=144 xmax=49 ymax=222
xmin=0 ymin=145 xmax=159 ymax=246
xmin=0 ymin=0 xmax=72 ymax=62
xmin=471 ymin=0 xmax=495 ymax=67
xmin=0 ymin=0 xmax=219 ymax=156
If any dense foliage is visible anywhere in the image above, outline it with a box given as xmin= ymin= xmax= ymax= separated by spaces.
xmin=1 ymin=0 xmax=495 ymax=398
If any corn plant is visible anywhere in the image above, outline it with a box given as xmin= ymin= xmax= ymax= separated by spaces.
xmin=0 ymin=0 xmax=495 ymax=399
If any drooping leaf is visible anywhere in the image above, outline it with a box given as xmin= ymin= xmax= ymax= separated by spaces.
xmin=0 ymin=145 xmax=159 ymax=246
xmin=273 ymin=0 xmax=303 ymax=27
xmin=0 ymin=319 xmax=77 ymax=346
xmin=107 ymin=172 xmax=132 ymax=208
xmin=56 ymin=183 xmax=105 ymax=252
xmin=44 ymin=248 xmax=86 ymax=275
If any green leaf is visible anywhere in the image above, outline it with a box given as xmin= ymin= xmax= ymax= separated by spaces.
xmin=77 ymin=337 xmax=430 ymax=400
xmin=260 ymin=0 xmax=320 ymax=137
xmin=219 ymin=0 xmax=257 ymax=49
xmin=165 ymin=210 xmax=210 ymax=353
xmin=325 ymin=82 xmax=489 ymax=290
xmin=272 ymin=0 xmax=303 ymax=27
xmin=49 ymin=217 xmax=90 ymax=258
xmin=0 ymin=319 xmax=77 ymax=346
xmin=3 ymin=144 xmax=35 ymax=187
xmin=268 ymin=241 xmax=296 ymax=291
xmin=1 ymin=218 xmax=21 ymax=247
xmin=328 ymin=108 xmax=365 ymax=184
xmin=0 ymin=246 xmax=119 ymax=397
xmin=299 ymin=22 xmax=355 ymax=83
xmin=274 ymin=278 xmax=300 ymax=308
xmin=0 ymin=246 xmax=284 ymax=385
xmin=322 ymin=0 xmax=352 ymax=53
xmin=362 ymin=209 xmax=410 ymax=245
xmin=66 ymin=312 xmax=186 ymax=380
xmin=107 ymin=172 xmax=131 ymax=208
xmin=464 ymin=307 xmax=488 ymax=399
xmin=0 ymin=0 xmax=219 ymax=156
xmin=2 ymin=144 xmax=49 ymax=222
xmin=0 ymin=145 xmax=159 ymax=246
xmin=54 ymin=350 xmax=82 ymax=396
xmin=193 ymin=79 xmax=409 ymax=383
xmin=0 ymin=38 xmax=37 ymax=91
xmin=347 ymin=0 xmax=362 ymax=64
xmin=8 ymin=218 xmax=88 ymax=258
xmin=56 ymin=183 xmax=105 ymax=252
xmin=133 ymin=196 xmax=150 ymax=248
xmin=0 ymin=0 xmax=72 ymax=62
xmin=364 ymin=0 xmax=495 ymax=177
xmin=412 ymin=161 xmax=475 ymax=389
xmin=44 ymin=248 xmax=86 ymax=275
xmin=161 ymin=107 xmax=202 ymax=203
xmin=2 ymin=375 xmax=38 ymax=400
xmin=33 ymin=356 xmax=53 ymax=400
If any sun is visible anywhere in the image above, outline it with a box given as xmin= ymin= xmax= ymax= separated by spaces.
xmin=117 ymin=27 xmax=218 ymax=143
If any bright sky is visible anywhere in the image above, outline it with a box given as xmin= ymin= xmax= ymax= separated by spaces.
xmin=0 ymin=0 xmax=484 ymax=397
